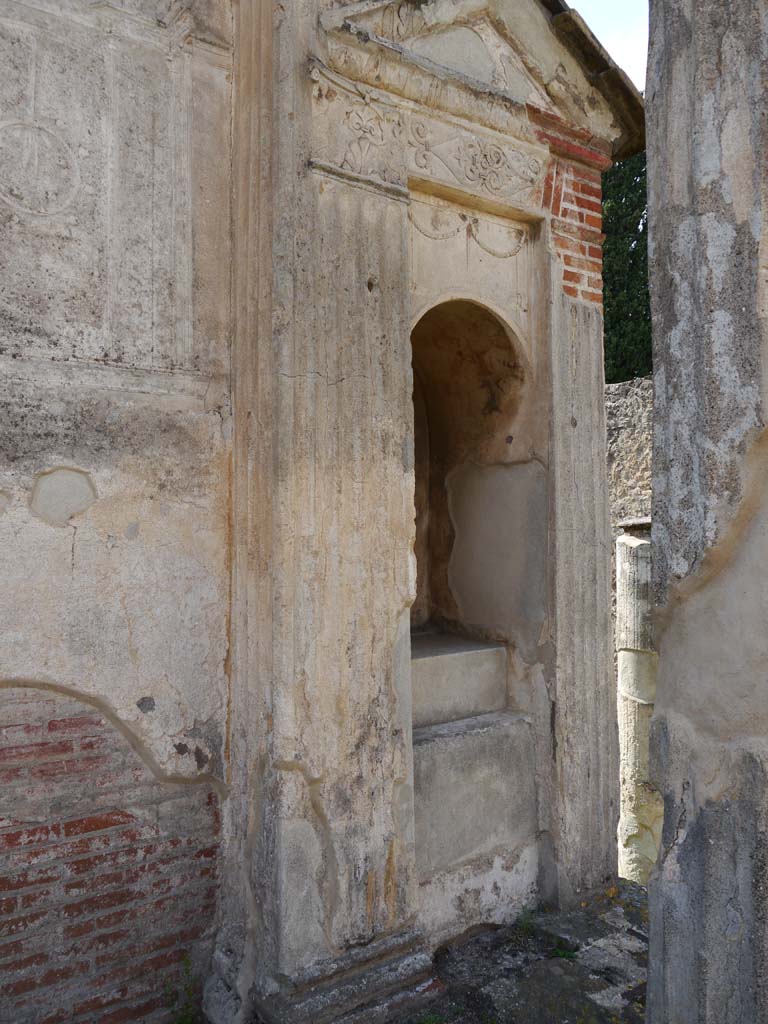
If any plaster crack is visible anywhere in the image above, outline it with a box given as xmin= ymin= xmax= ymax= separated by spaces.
xmin=662 ymin=789 xmax=689 ymax=863
xmin=278 ymin=371 xmax=369 ymax=387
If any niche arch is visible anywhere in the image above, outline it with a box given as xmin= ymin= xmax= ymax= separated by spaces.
xmin=409 ymin=298 xmax=531 ymax=636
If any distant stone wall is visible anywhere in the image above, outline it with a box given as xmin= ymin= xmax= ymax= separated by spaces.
xmin=605 ymin=377 xmax=653 ymax=528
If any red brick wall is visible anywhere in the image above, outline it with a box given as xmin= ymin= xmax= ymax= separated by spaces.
xmin=530 ymin=105 xmax=608 ymax=307
xmin=0 ymin=688 xmax=220 ymax=1024
xmin=541 ymin=159 xmax=605 ymax=306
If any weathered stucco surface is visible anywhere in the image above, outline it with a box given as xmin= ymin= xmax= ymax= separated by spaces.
xmin=0 ymin=0 xmax=641 ymax=1020
xmin=647 ymin=0 xmax=768 ymax=1019
xmin=0 ymin=0 xmax=233 ymax=777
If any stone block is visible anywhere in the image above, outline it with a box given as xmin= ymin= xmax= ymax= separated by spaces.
xmin=413 ymin=711 xmax=537 ymax=880
xmin=411 ymin=633 xmax=507 ymax=728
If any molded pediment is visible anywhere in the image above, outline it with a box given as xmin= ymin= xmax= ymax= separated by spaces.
xmin=325 ymin=0 xmax=556 ymax=111
xmin=322 ymin=0 xmax=645 ymax=159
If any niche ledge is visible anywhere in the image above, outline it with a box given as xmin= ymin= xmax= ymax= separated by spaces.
xmin=410 ymin=631 xmax=507 ymax=728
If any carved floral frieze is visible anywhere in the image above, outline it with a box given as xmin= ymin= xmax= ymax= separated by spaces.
xmin=339 ymin=104 xmax=405 ymax=183
xmin=310 ymin=68 xmax=545 ymax=205
xmin=407 ymin=119 xmax=543 ymax=199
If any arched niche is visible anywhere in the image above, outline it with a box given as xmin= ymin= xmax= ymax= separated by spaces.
xmin=410 ymin=299 xmax=528 ymax=637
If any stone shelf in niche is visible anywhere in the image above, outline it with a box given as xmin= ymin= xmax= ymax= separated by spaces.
xmin=410 ymin=631 xmax=507 ymax=728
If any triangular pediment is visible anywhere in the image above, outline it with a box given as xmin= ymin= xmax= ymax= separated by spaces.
xmin=321 ymin=0 xmax=645 ymax=159
xmin=324 ymin=0 xmax=556 ymax=111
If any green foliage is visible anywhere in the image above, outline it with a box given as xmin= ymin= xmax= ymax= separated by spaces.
xmin=166 ymin=956 xmax=202 ymax=1024
xmin=515 ymin=911 xmax=535 ymax=936
xmin=548 ymin=937 xmax=578 ymax=962
xmin=549 ymin=947 xmax=578 ymax=961
xmin=602 ymin=151 xmax=652 ymax=383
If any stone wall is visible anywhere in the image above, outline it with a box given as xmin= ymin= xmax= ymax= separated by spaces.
xmin=605 ymin=376 xmax=653 ymax=530
xmin=647 ymin=1 xmax=768 ymax=1019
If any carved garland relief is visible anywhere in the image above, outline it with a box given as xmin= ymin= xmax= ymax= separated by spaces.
xmin=408 ymin=204 xmax=527 ymax=260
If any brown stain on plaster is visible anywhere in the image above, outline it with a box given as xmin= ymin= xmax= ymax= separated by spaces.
xmin=365 ymin=867 xmax=377 ymax=926
xmin=656 ymin=426 xmax=768 ymax=637
xmin=0 ymin=678 xmax=228 ymax=799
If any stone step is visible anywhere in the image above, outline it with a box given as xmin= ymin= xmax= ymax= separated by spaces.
xmin=410 ymin=632 xmax=507 ymax=728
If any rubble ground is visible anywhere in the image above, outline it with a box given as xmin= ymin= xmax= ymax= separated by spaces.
xmin=392 ymin=882 xmax=647 ymax=1024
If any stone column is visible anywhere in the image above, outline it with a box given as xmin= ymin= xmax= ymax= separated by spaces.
xmin=550 ymin=294 xmax=618 ymax=902
xmin=647 ymin=1 xmax=768 ymax=1020
xmin=209 ymin=4 xmax=423 ymax=1021
xmin=615 ymin=519 xmax=662 ymax=883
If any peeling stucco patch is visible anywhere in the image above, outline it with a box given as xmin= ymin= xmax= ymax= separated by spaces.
xmin=655 ymin=425 xmax=768 ymax=637
xmin=30 ymin=467 xmax=97 ymax=527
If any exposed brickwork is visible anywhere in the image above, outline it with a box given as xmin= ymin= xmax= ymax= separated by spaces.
xmin=545 ymin=161 xmax=605 ymax=305
xmin=532 ymin=106 xmax=606 ymax=308
xmin=0 ymin=689 xmax=220 ymax=1024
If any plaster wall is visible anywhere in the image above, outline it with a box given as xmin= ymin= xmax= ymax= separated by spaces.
xmin=413 ymin=712 xmax=539 ymax=939
xmin=0 ymin=0 xmax=233 ymax=777
xmin=647 ymin=0 xmax=768 ymax=1019
xmin=0 ymin=2 xmax=234 ymax=1019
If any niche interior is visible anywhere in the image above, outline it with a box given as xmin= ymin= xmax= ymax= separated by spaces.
xmin=410 ymin=299 xmax=526 ymax=638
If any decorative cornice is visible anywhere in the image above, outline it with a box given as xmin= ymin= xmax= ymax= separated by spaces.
xmin=321 ymin=0 xmax=644 ymax=160
xmin=308 ymin=159 xmax=410 ymax=202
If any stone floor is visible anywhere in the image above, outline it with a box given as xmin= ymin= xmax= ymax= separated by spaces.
xmin=391 ymin=882 xmax=648 ymax=1024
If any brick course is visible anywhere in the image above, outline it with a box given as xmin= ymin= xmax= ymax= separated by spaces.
xmin=538 ymin=125 xmax=606 ymax=308
xmin=0 ymin=690 xmax=220 ymax=1024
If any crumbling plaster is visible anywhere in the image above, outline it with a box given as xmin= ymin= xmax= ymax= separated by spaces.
xmin=0 ymin=0 xmax=233 ymax=777
xmin=647 ymin=0 xmax=768 ymax=1019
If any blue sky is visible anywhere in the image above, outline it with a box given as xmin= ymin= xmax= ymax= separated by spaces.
xmin=574 ymin=0 xmax=649 ymax=91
